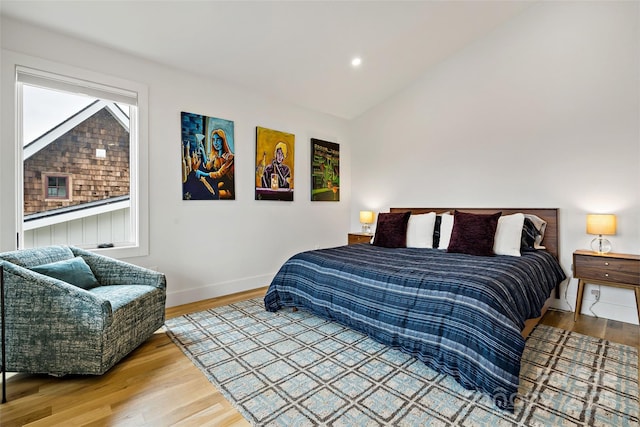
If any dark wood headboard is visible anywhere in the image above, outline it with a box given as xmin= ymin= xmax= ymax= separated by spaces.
xmin=389 ymin=208 xmax=559 ymax=260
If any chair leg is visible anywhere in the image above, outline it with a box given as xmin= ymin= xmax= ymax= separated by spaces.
xmin=1 ymin=266 xmax=6 ymax=403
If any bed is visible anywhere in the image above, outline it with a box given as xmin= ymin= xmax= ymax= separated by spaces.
xmin=264 ymin=208 xmax=566 ymax=411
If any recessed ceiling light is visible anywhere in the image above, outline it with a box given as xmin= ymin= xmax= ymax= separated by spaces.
xmin=351 ymin=57 xmax=362 ymax=67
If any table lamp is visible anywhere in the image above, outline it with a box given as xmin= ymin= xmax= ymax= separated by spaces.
xmin=586 ymin=214 xmax=616 ymax=254
xmin=359 ymin=211 xmax=374 ymax=234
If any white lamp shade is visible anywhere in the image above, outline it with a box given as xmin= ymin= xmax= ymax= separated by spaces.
xmin=359 ymin=211 xmax=374 ymax=224
xmin=586 ymin=214 xmax=616 ymax=235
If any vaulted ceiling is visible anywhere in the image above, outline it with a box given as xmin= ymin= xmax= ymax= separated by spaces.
xmin=1 ymin=1 xmax=532 ymax=119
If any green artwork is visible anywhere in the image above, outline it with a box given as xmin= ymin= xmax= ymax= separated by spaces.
xmin=311 ymin=138 xmax=339 ymax=201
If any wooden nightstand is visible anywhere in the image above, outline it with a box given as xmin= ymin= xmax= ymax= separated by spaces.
xmin=573 ymin=250 xmax=640 ymax=322
xmin=348 ymin=233 xmax=373 ymax=245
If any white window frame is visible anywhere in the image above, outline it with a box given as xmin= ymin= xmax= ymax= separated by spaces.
xmin=1 ymin=53 xmax=149 ymax=258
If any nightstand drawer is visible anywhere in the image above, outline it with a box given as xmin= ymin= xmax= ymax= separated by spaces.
xmin=572 ymin=250 xmax=640 ymax=322
xmin=348 ymin=233 xmax=373 ymax=245
xmin=573 ymin=254 xmax=640 ymax=286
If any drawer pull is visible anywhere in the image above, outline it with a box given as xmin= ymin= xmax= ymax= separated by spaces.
xmin=604 ymin=262 xmax=609 ymax=266
xmin=604 ymin=273 xmax=609 ymax=277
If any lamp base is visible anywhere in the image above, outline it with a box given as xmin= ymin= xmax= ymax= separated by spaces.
xmin=590 ymin=236 xmax=612 ymax=254
xmin=361 ymin=224 xmax=371 ymax=234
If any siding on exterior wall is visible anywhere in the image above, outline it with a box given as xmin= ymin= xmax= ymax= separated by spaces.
xmin=23 ymin=108 xmax=130 ymax=215
xmin=23 ymin=207 xmax=130 ymax=249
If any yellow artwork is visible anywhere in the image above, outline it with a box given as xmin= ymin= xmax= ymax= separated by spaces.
xmin=255 ymin=126 xmax=295 ymax=201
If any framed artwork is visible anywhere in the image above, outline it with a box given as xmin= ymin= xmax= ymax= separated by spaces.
xmin=255 ymin=126 xmax=295 ymax=201
xmin=181 ymin=112 xmax=235 ymax=200
xmin=311 ymin=138 xmax=340 ymax=201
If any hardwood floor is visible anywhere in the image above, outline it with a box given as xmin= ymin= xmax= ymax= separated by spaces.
xmin=1 ymin=288 xmax=638 ymax=426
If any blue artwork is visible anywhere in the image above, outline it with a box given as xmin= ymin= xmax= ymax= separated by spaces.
xmin=181 ymin=112 xmax=235 ymax=200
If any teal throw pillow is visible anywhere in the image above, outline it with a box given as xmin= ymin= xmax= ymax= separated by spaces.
xmin=31 ymin=256 xmax=99 ymax=290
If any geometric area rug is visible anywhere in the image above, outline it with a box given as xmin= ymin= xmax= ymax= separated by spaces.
xmin=165 ymin=298 xmax=639 ymax=426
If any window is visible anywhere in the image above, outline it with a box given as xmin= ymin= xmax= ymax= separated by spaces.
xmin=44 ymin=174 xmax=71 ymax=200
xmin=15 ymin=64 xmax=149 ymax=258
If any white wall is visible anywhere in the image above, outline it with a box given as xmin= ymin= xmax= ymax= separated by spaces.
xmin=350 ymin=2 xmax=640 ymax=324
xmin=1 ymin=17 xmax=351 ymax=306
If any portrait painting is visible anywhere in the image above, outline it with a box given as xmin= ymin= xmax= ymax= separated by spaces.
xmin=311 ymin=138 xmax=340 ymax=201
xmin=255 ymin=126 xmax=295 ymax=201
xmin=181 ymin=112 xmax=235 ymax=200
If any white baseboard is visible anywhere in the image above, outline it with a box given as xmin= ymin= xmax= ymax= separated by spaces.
xmin=577 ymin=300 xmax=639 ymax=325
xmin=166 ymin=273 xmax=274 ymax=307
xmin=167 ymin=275 xmax=639 ymax=325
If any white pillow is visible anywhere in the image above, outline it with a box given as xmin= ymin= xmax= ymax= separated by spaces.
xmin=494 ymin=213 xmax=525 ymax=256
xmin=406 ymin=212 xmax=436 ymax=248
xmin=437 ymin=213 xmax=454 ymax=250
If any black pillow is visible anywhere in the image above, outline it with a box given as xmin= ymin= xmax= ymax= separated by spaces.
xmin=432 ymin=215 xmax=443 ymax=249
xmin=372 ymin=212 xmax=411 ymax=248
xmin=447 ymin=210 xmax=501 ymax=256
xmin=521 ymin=217 xmax=540 ymax=251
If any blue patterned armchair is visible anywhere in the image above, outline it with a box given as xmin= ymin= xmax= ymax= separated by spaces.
xmin=0 ymin=245 xmax=166 ymax=376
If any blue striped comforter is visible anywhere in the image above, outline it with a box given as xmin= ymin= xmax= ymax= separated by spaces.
xmin=264 ymin=244 xmax=566 ymax=411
